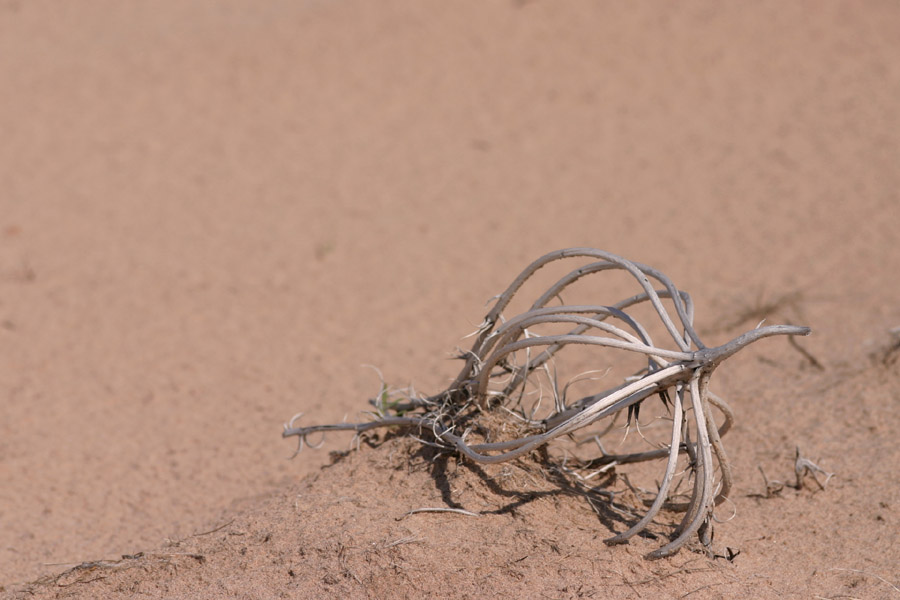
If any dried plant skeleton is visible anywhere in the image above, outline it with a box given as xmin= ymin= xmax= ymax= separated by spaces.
xmin=283 ymin=248 xmax=810 ymax=558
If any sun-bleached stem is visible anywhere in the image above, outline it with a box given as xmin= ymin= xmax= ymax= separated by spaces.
xmin=605 ymin=385 xmax=685 ymax=545
xmin=283 ymin=248 xmax=810 ymax=558
xmin=647 ymin=373 xmax=716 ymax=559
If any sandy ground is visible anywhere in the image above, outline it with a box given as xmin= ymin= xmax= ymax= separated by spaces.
xmin=1 ymin=1 xmax=899 ymax=598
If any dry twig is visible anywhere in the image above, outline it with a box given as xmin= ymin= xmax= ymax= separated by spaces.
xmin=283 ymin=248 xmax=809 ymax=558
xmin=397 ymin=507 xmax=481 ymax=520
xmin=794 ymin=447 xmax=834 ymax=491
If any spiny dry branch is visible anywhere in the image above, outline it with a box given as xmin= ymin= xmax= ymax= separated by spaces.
xmin=283 ymin=248 xmax=810 ymax=558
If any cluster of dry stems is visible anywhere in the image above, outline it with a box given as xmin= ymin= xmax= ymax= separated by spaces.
xmin=283 ymin=248 xmax=809 ymax=558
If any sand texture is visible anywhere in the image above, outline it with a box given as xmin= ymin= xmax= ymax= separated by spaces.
xmin=1 ymin=1 xmax=899 ymax=598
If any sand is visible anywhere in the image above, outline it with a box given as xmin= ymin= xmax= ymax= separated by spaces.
xmin=1 ymin=1 xmax=899 ymax=598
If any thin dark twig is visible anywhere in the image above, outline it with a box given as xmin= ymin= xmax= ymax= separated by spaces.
xmin=787 ymin=335 xmax=824 ymax=370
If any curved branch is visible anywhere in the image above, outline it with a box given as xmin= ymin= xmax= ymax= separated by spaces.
xmin=606 ymin=386 xmax=685 ymax=545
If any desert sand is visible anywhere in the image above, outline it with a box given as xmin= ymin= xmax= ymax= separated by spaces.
xmin=1 ymin=1 xmax=899 ymax=598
